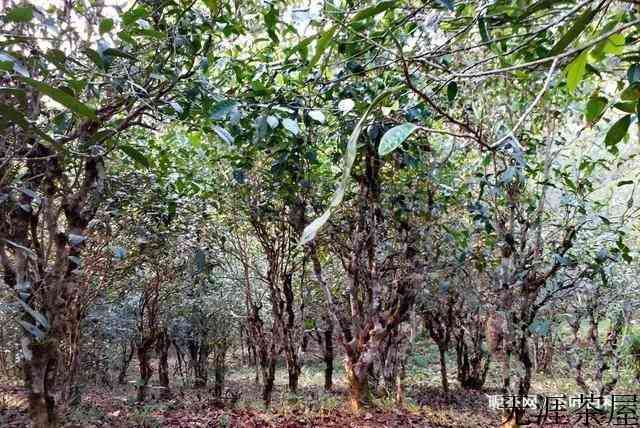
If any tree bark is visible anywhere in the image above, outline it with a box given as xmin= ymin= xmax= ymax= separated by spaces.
xmin=172 ymin=340 xmax=184 ymax=377
xmin=345 ymin=360 xmax=369 ymax=412
xmin=261 ymin=355 xmax=276 ymax=407
xmin=136 ymin=341 xmax=154 ymax=402
xmin=438 ymin=345 xmax=449 ymax=394
xmin=156 ymin=329 xmax=171 ymax=399
xmin=212 ymin=345 xmax=227 ymax=398
xmin=455 ymin=330 xmax=490 ymax=390
xmin=24 ymin=337 xmax=58 ymax=428
xmin=118 ymin=340 xmax=135 ymax=385
xmin=323 ymin=321 xmax=334 ymax=391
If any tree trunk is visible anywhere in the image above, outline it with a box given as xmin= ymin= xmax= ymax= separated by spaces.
xmin=323 ymin=322 xmax=334 ymax=391
xmin=438 ymin=345 xmax=449 ymax=394
xmin=118 ymin=341 xmax=135 ymax=385
xmin=345 ymin=360 xmax=369 ymax=412
xmin=172 ymin=340 xmax=184 ymax=377
xmin=213 ymin=365 xmax=225 ymax=397
xmin=24 ymin=337 xmax=58 ymax=428
xmin=212 ymin=349 xmax=227 ymax=398
xmin=156 ymin=330 xmax=171 ymax=399
xmin=261 ymin=356 xmax=276 ymax=407
xmin=60 ymin=335 xmax=82 ymax=406
xmin=189 ymin=339 xmax=210 ymax=388
xmin=501 ymin=413 xmax=520 ymax=428
xmin=136 ymin=343 xmax=154 ymax=402
xmin=286 ymin=354 xmax=300 ymax=394
xmin=193 ymin=357 xmax=208 ymax=388
xmin=455 ymin=332 xmax=490 ymax=390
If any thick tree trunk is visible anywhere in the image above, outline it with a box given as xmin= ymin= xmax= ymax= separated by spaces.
xmin=501 ymin=414 xmax=520 ymax=428
xmin=188 ymin=339 xmax=210 ymax=388
xmin=261 ymin=356 xmax=276 ymax=407
xmin=156 ymin=330 xmax=171 ymax=399
xmin=212 ymin=349 xmax=227 ymax=398
xmin=345 ymin=360 xmax=369 ymax=412
xmin=193 ymin=357 xmax=208 ymax=388
xmin=136 ymin=344 xmax=154 ymax=402
xmin=24 ymin=337 xmax=58 ymax=428
xmin=213 ymin=366 xmax=225 ymax=397
xmin=286 ymin=353 xmax=300 ymax=393
xmin=455 ymin=332 xmax=490 ymax=390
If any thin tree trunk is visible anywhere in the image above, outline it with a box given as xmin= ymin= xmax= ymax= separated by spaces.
xmin=323 ymin=322 xmax=334 ymax=391
xmin=172 ymin=340 xmax=184 ymax=378
xmin=60 ymin=324 xmax=82 ymax=406
xmin=213 ymin=351 xmax=226 ymax=398
xmin=118 ymin=340 xmax=135 ymax=385
xmin=438 ymin=345 xmax=449 ymax=394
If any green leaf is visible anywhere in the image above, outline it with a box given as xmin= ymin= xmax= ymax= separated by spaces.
xmin=308 ymin=110 xmax=325 ymax=123
xmin=565 ymin=50 xmax=589 ymax=94
xmin=529 ymin=319 xmax=550 ymax=336
xmin=282 ymin=118 xmax=300 ymax=135
xmin=628 ymin=64 xmax=640 ymax=84
xmin=478 ymin=18 xmax=490 ymax=44
xmin=17 ymin=299 xmax=49 ymax=330
xmin=5 ymin=5 xmax=34 ymax=23
xmin=212 ymin=125 xmax=234 ymax=144
xmin=195 ymin=249 xmax=206 ymax=273
xmin=201 ymin=0 xmax=219 ymax=14
xmin=617 ymin=180 xmax=634 ymax=187
xmin=102 ymin=48 xmax=136 ymax=60
xmin=379 ymin=123 xmax=419 ymax=156
xmin=120 ymin=145 xmax=150 ymax=168
xmin=338 ymin=98 xmax=355 ymax=114
xmin=99 ymin=18 xmax=114 ymax=34
xmin=584 ymin=96 xmax=607 ymax=125
xmin=266 ymin=115 xmax=279 ymax=128
xmin=602 ymin=33 xmax=625 ymax=55
xmin=18 ymin=320 xmax=45 ymax=339
xmin=264 ymin=7 xmax=279 ymax=43
xmin=613 ymin=101 xmax=636 ymax=113
xmin=0 ymin=52 xmax=28 ymax=76
xmin=301 ymin=86 xmax=402 ymax=244
xmin=0 ymin=104 xmax=54 ymax=143
xmin=264 ymin=7 xmax=277 ymax=28
xmin=209 ymin=100 xmax=238 ymax=120
xmin=447 ymin=81 xmax=458 ymax=102
xmin=548 ymin=7 xmax=597 ymax=57
xmin=351 ymin=1 xmax=396 ymax=22
xmin=308 ymin=25 xmax=337 ymax=70
xmin=18 ymin=77 xmax=97 ymax=119
xmin=436 ymin=0 xmax=454 ymax=11
xmin=604 ymin=114 xmax=631 ymax=153
xmin=621 ymin=83 xmax=640 ymax=101
xmin=520 ymin=0 xmax=557 ymax=20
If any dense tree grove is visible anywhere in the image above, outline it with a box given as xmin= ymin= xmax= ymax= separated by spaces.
xmin=0 ymin=0 xmax=639 ymax=427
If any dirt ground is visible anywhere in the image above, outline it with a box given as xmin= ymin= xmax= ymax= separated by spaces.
xmin=1 ymin=345 xmax=637 ymax=427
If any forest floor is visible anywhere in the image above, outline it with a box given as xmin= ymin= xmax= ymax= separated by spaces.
xmin=1 ymin=343 xmax=637 ymax=427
